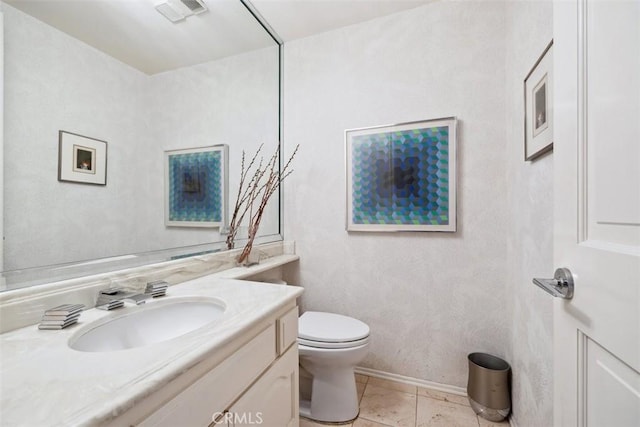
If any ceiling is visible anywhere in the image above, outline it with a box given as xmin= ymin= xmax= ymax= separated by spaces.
xmin=252 ymin=0 xmax=436 ymax=42
xmin=4 ymin=0 xmax=275 ymax=75
xmin=4 ymin=0 xmax=435 ymax=74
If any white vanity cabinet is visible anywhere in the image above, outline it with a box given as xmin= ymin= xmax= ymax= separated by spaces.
xmin=224 ymin=345 xmax=298 ymax=427
xmin=0 ymin=270 xmax=304 ymax=426
xmin=216 ymin=307 xmax=300 ymax=427
xmin=114 ymin=304 xmax=300 ymax=427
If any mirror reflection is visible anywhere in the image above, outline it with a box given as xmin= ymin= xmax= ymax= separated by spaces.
xmin=1 ymin=0 xmax=281 ymax=290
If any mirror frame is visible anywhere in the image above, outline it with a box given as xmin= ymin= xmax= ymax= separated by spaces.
xmin=0 ymin=0 xmax=285 ymax=290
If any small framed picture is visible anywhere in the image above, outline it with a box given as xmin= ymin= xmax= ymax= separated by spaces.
xmin=58 ymin=131 xmax=107 ymax=185
xmin=346 ymin=117 xmax=457 ymax=232
xmin=165 ymin=145 xmax=228 ymax=228
xmin=524 ymin=40 xmax=554 ymax=161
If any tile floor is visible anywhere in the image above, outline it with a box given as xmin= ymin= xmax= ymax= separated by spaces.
xmin=299 ymin=375 xmax=510 ymax=427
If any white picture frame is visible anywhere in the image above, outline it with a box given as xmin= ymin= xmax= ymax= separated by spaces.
xmin=524 ymin=40 xmax=554 ymax=161
xmin=164 ymin=145 xmax=228 ymax=228
xmin=346 ymin=117 xmax=457 ymax=232
xmin=58 ymin=131 xmax=107 ymax=185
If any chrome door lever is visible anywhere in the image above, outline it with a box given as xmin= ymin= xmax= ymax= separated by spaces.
xmin=532 ymin=268 xmax=575 ymax=299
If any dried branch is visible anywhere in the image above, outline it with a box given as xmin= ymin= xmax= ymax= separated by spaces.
xmin=226 ymin=145 xmax=264 ymax=250
xmin=227 ymin=143 xmax=299 ymax=264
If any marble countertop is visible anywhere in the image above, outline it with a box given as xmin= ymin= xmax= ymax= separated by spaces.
xmin=0 ymin=277 xmax=303 ymax=426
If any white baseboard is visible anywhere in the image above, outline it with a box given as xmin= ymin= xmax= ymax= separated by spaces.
xmin=354 ymin=366 xmax=518 ymax=427
xmin=354 ymin=366 xmax=467 ymax=396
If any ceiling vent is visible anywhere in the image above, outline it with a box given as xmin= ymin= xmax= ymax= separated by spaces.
xmin=180 ymin=0 xmax=207 ymax=14
xmin=155 ymin=0 xmax=208 ymax=23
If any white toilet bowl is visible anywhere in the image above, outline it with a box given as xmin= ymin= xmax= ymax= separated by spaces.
xmin=298 ymin=311 xmax=370 ymax=423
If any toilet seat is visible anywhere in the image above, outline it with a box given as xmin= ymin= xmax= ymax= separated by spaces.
xmin=298 ymin=336 xmax=369 ymax=349
xmin=298 ymin=311 xmax=370 ymax=349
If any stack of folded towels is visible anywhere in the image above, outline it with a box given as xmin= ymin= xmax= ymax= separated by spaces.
xmin=38 ymin=303 xmax=85 ymax=330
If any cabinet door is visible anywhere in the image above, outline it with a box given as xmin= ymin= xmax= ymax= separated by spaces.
xmin=138 ymin=325 xmax=276 ymax=427
xmin=277 ymin=307 xmax=299 ymax=356
xmin=229 ymin=345 xmax=299 ymax=427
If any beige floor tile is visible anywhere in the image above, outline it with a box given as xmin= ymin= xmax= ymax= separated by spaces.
xmin=357 ymin=381 xmax=366 ymax=403
xmin=299 ymin=418 xmax=328 ymax=427
xmin=353 ymin=418 xmax=393 ymax=427
xmin=355 ymin=373 xmax=370 ymax=384
xmin=417 ymin=387 xmax=470 ymax=406
xmin=359 ymin=384 xmax=417 ymax=427
xmin=366 ymin=377 xmax=417 ymax=395
xmin=477 ymin=416 xmax=510 ymax=427
xmin=416 ymin=396 xmax=479 ymax=427
xmin=300 ymin=417 xmax=353 ymax=427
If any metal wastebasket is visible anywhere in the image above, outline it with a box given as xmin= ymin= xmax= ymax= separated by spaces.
xmin=467 ymin=353 xmax=511 ymax=422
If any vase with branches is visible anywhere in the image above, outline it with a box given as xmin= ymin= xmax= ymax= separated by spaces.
xmin=226 ymin=143 xmax=299 ymax=265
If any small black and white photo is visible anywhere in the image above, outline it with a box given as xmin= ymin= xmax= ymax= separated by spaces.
xmin=73 ymin=145 xmax=96 ymax=174
xmin=533 ymin=75 xmax=548 ymax=135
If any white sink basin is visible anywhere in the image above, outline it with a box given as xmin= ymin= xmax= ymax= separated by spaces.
xmin=69 ymin=298 xmax=226 ymax=352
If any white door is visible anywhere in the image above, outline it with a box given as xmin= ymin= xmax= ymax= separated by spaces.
xmin=553 ymin=1 xmax=640 ymax=427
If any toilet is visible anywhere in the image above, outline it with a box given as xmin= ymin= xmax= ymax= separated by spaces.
xmin=297 ymin=311 xmax=370 ymax=423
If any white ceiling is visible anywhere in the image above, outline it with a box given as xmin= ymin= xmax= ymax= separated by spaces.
xmin=252 ymin=0 xmax=436 ymax=42
xmin=4 ymin=0 xmax=275 ymax=75
xmin=4 ymin=0 xmax=436 ymax=74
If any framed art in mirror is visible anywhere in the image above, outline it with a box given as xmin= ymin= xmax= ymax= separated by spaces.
xmin=346 ymin=117 xmax=457 ymax=232
xmin=165 ymin=145 xmax=228 ymax=228
xmin=524 ymin=40 xmax=554 ymax=161
xmin=58 ymin=131 xmax=107 ymax=185
xmin=1 ymin=0 xmax=282 ymax=290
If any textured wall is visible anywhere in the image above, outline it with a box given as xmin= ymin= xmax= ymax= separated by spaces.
xmin=146 ymin=46 xmax=280 ymax=250
xmin=504 ymin=1 xmax=554 ymax=426
xmin=0 ymin=10 xmax=4 ymax=272
xmin=3 ymin=4 xmax=150 ymax=270
xmin=284 ymin=1 xmax=509 ymax=387
xmin=3 ymin=4 xmax=279 ymax=270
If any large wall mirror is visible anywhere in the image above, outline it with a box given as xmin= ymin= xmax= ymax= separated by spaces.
xmin=1 ymin=0 xmax=282 ymax=290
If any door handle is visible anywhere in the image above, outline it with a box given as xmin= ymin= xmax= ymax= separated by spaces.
xmin=532 ymin=268 xmax=575 ymax=299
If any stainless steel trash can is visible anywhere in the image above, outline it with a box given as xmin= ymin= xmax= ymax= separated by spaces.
xmin=467 ymin=353 xmax=511 ymax=422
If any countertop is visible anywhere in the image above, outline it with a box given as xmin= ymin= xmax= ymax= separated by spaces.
xmin=0 ymin=277 xmax=303 ymax=426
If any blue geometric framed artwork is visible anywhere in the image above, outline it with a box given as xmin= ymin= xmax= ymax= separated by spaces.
xmin=165 ymin=145 xmax=228 ymax=228
xmin=346 ymin=117 xmax=457 ymax=232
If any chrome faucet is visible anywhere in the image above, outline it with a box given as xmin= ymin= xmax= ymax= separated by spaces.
xmin=96 ymin=287 xmax=151 ymax=310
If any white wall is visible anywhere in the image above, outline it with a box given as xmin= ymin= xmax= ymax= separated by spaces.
xmin=285 ymin=1 xmax=555 ymax=425
xmin=504 ymin=1 xmax=554 ymax=426
xmin=3 ymin=3 xmax=150 ymax=270
xmin=3 ymin=3 xmax=280 ymax=270
xmin=284 ymin=1 xmax=509 ymax=386
xmin=147 ymin=46 xmax=280 ymax=250
xmin=0 ymin=10 xmax=4 ymax=273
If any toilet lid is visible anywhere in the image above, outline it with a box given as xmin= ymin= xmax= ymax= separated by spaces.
xmin=298 ymin=311 xmax=370 ymax=343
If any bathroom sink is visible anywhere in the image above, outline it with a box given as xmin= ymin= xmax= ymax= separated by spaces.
xmin=69 ymin=298 xmax=226 ymax=352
